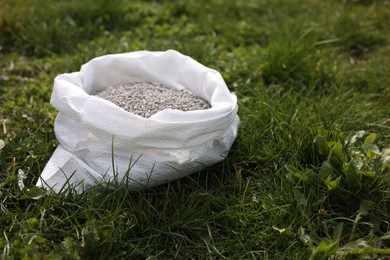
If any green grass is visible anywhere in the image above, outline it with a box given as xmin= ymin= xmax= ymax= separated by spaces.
xmin=1 ymin=0 xmax=390 ymax=258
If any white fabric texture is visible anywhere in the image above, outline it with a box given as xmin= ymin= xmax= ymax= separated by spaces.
xmin=36 ymin=50 xmax=239 ymax=193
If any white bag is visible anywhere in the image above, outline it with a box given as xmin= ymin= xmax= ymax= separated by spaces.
xmin=36 ymin=50 xmax=239 ymax=193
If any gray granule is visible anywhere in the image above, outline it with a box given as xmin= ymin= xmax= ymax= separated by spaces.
xmin=94 ymin=82 xmax=211 ymax=118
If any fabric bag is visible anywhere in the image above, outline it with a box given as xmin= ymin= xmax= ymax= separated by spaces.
xmin=36 ymin=50 xmax=239 ymax=193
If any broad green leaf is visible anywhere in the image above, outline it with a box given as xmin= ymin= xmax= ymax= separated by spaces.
xmin=382 ymin=148 xmax=390 ymax=156
xmin=340 ymin=239 xmax=368 ymax=250
xmin=358 ymin=200 xmax=376 ymax=215
xmin=360 ymin=171 xmax=376 ymax=177
xmin=325 ymin=175 xmax=341 ymax=191
xmin=19 ymin=187 xmax=45 ymax=200
xmin=382 ymin=148 xmax=390 ymax=163
xmin=26 ymin=187 xmax=45 ymax=199
xmin=310 ymin=240 xmax=339 ymax=260
xmin=294 ymin=172 xmax=308 ymax=182
xmin=328 ymin=142 xmax=343 ymax=161
xmin=18 ymin=194 xmax=30 ymax=200
xmin=367 ymin=149 xmax=380 ymax=160
xmin=319 ymin=161 xmax=333 ymax=179
xmin=364 ymin=133 xmax=377 ymax=146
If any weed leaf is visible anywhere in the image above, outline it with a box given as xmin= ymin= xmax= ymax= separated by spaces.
xmin=319 ymin=161 xmax=333 ymax=179
xmin=325 ymin=175 xmax=341 ymax=191
xmin=358 ymin=200 xmax=376 ymax=216
xmin=364 ymin=134 xmax=377 ymax=146
xmin=19 ymin=187 xmax=45 ymax=200
xmin=310 ymin=241 xmax=339 ymax=260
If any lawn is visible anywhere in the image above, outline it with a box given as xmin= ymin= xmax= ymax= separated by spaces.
xmin=1 ymin=0 xmax=389 ymax=258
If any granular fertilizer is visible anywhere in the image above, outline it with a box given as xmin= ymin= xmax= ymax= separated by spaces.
xmin=94 ymin=82 xmax=211 ymax=118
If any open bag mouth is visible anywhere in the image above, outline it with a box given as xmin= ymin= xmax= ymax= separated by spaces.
xmin=52 ymin=50 xmax=238 ymax=124
xmin=92 ymin=82 xmax=212 ymax=119
xmin=37 ymin=50 xmax=240 ymax=193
